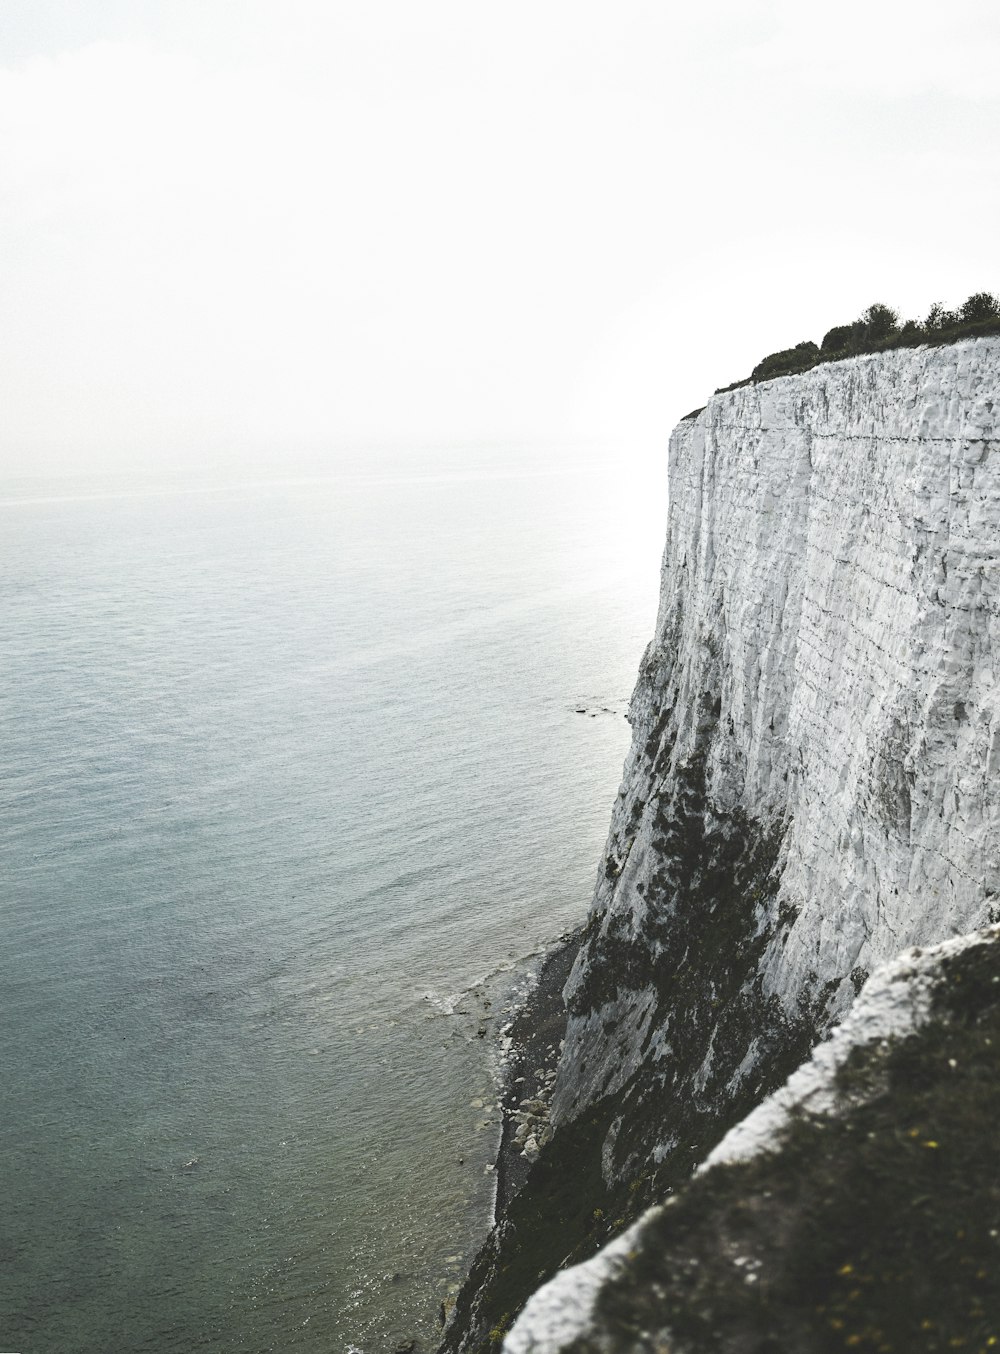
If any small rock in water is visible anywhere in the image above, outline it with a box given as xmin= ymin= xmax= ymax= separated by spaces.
xmin=393 ymin=1341 xmax=418 ymax=1354
xmin=469 ymin=1098 xmax=484 ymax=1109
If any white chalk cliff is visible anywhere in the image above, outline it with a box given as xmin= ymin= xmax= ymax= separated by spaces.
xmin=443 ymin=339 xmax=1000 ymax=1353
xmin=556 ymin=338 xmax=1000 ymax=1137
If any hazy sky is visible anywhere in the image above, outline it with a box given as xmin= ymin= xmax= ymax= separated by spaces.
xmin=2 ymin=0 xmax=999 ymax=475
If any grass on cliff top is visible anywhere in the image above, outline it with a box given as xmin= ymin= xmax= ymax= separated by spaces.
xmin=676 ymin=294 xmax=1000 ymax=414
xmin=582 ymin=938 xmax=1000 ymax=1354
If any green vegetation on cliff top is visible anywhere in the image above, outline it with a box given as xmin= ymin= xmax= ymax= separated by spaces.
xmin=680 ymin=293 xmax=1000 ymax=419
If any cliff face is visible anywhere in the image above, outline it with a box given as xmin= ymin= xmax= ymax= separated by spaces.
xmin=443 ymin=340 xmax=1000 ymax=1352
xmin=555 ymin=339 xmax=1000 ymax=1147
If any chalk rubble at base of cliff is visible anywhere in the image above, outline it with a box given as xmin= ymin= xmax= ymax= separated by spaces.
xmin=442 ymin=340 xmax=1000 ymax=1353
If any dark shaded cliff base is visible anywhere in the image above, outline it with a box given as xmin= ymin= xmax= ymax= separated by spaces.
xmin=564 ymin=937 xmax=1000 ymax=1353
xmin=494 ymin=933 xmax=582 ymax=1216
xmin=439 ymin=927 xmax=621 ymax=1353
xmin=434 ymin=934 xmax=581 ymax=1348
xmin=441 ymin=735 xmax=827 ymax=1353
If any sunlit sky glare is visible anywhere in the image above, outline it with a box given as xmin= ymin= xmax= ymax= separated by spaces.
xmin=2 ymin=0 xmax=1000 ymax=476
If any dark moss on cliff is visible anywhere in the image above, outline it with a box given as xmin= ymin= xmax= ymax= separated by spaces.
xmin=441 ymin=710 xmax=829 ymax=1353
xmin=566 ymin=745 xmax=822 ymax=1194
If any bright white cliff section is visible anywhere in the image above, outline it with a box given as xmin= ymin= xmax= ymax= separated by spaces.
xmin=696 ymin=342 xmax=1000 ymax=1007
xmin=557 ymin=340 xmax=1000 ymax=1130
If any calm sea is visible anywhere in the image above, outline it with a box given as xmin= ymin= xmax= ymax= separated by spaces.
xmin=0 ymin=444 xmax=664 ymax=1353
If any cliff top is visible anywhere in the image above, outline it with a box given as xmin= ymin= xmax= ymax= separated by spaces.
xmin=677 ymin=293 xmax=1000 ymax=419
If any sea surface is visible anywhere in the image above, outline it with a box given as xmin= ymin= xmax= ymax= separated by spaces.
xmin=0 ymin=444 xmax=666 ymax=1353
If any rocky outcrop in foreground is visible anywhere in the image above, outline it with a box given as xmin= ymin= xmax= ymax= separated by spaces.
xmin=507 ymin=925 xmax=1000 ymax=1351
xmin=442 ymin=340 xmax=1000 ymax=1352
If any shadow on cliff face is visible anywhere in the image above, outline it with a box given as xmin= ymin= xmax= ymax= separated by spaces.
xmin=576 ymin=936 xmax=1000 ymax=1353
xmin=563 ymin=745 xmax=816 ymax=1187
xmin=439 ymin=710 xmax=830 ymax=1353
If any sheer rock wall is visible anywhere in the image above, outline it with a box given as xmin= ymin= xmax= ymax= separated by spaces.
xmin=555 ymin=340 xmax=1000 ymax=1148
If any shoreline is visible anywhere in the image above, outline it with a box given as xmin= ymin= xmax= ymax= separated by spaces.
xmin=491 ymin=929 xmax=582 ymax=1219
xmin=419 ymin=920 xmax=581 ymax=1343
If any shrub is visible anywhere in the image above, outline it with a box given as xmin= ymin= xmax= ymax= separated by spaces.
xmin=897 ymin=319 xmax=923 ymax=346
xmin=750 ymin=340 xmax=819 ymax=383
xmin=960 ymin=291 xmax=1000 ymax=323
xmin=924 ymin=300 xmax=957 ymax=332
xmin=722 ymin=291 xmax=1000 ymax=392
xmin=860 ymin=302 xmax=899 ymax=344
xmin=820 ymin=322 xmax=861 ymax=355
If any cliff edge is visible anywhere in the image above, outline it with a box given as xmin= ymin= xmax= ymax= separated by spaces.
xmin=442 ymin=339 xmax=1000 ymax=1351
